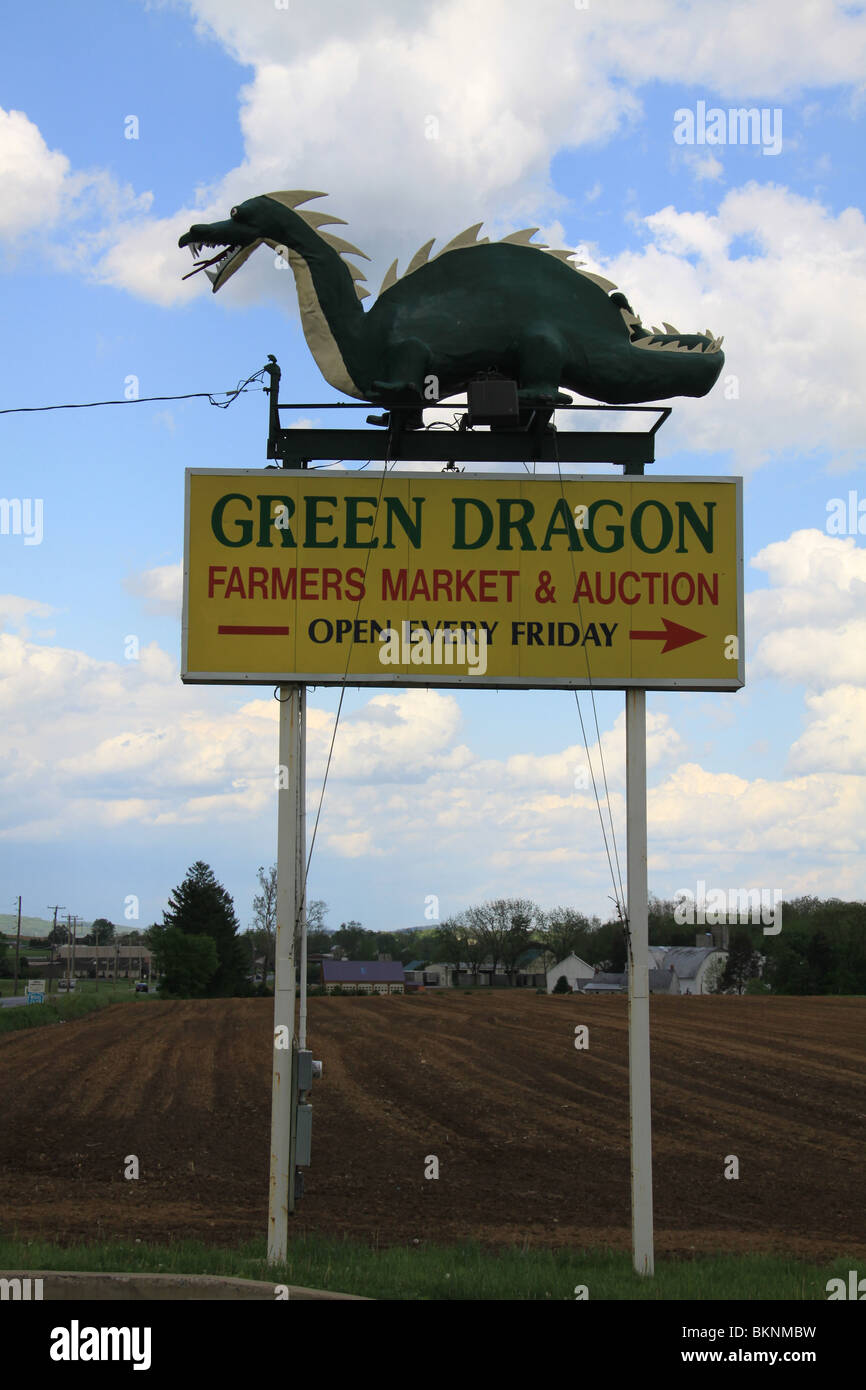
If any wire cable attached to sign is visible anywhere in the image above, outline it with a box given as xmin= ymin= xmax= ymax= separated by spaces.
xmin=551 ymin=428 xmax=628 ymax=924
xmin=291 ymin=447 xmax=398 ymax=939
xmin=0 ymin=367 xmax=270 ymax=416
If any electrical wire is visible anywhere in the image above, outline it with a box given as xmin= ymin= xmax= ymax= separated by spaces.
xmin=289 ymin=444 xmax=398 ymax=935
xmin=551 ymin=427 xmax=628 ymax=924
xmin=0 ymin=368 xmax=269 ymax=416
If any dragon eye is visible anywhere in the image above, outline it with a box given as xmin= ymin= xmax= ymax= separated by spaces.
xmin=230 ymin=206 xmax=239 ymax=218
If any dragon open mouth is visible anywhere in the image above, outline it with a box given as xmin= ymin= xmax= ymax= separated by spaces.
xmin=181 ymin=237 xmax=263 ymax=291
xmin=619 ymin=306 xmax=723 ymax=355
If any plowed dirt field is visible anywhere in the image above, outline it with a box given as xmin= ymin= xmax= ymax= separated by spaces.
xmin=1 ymin=993 xmax=863 ymax=1258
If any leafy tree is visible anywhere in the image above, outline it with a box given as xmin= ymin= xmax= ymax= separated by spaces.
xmin=539 ymin=907 xmax=598 ymax=964
xmin=307 ymin=900 xmax=328 ymax=932
xmin=161 ymin=861 xmax=247 ymax=996
xmin=333 ymin=921 xmax=377 ymax=960
xmin=462 ymin=898 xmax=538 ymax=984
xmin=744 ymin=976 xmax=771 ymax=995
xmin=431 ymin=915 xmax=487 ymax=985
xmin=251 ymin=864 xmax=277 ymax=980
xmin=47 ymin=923 xmax=69 ymax=947
xmin=649 ymin=895 xmax=703 ymax=948
xmin=89 ymin=918 xmax=116 ymax=946
xmin=590 ymin=918 xmax=628 ymax=973
xmin=149 ymin=925 xmax=218 ymax=998
xmin=704 ymin=956 xmax=728 ymax=994
xmin=764 ymin=933 xmax=811 ymax=994
xmin=805 ymin=930 xmax=833 ymax=992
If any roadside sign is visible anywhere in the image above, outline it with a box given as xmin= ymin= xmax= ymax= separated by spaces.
xmin=26 ymin=979 xmax=45 ymax=1004
xmin=183 ymin=470 xmax=743 ymax=692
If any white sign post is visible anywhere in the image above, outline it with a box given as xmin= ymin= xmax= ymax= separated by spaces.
xmin=267 ymin=683 xmax=304 ymax=1264
xmin=626 ymin=687 xmax=654 ymax=1275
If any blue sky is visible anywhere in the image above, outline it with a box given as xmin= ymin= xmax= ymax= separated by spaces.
xmin=1 ymin=0 xmax=865 ymax=935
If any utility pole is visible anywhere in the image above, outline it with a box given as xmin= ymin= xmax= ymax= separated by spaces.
xmin=47 ymin=905 xmax=65 ymax=991
xmin=65 ymin=914 xmax=81 ymax=989
xmin=13 ymin=896 xmax=22 ymax=995
xmin=64 ymin=914 xmax=72 ymax=989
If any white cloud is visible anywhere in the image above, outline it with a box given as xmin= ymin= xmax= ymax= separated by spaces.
xmin=682 ymin=151 xmax=725 ymax=182
xmin=789 ymin=685 xmax=866 ymax=774
xmin=124 ymin=562 xmax=183 ymax=616
xmin=0 ymin=595 xmax=55 ymax=629
xmin=5 ymin=4 xmax=866 ymax=466
xmin=100 ymin=0 xmax=866 ymax=314
xmin=1 ymin=582 xmax=865 ymax=908
xmin=747 ymin=530 xmax=866 ymax=686
xmin=596 ymin=185 xmax=866 ymax=467
xmin=0 ymin=106 xmax=152 ymax=268
xmin=0 ymin=108 xmax=70 ymax=237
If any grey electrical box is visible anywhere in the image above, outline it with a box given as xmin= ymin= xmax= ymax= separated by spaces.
xmin=467 ymin=377 xmax=519 ymax=427
xmin=297 ymin=1049 xmax=313 ymax=1091
xmin=295 ymin=1102 xmax=313 ymax=1166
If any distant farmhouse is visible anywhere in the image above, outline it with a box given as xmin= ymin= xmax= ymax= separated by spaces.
xmin=321 ymin=960 xmax=405 ymax=994
xmin=53 ymin=944 xmax=152 ymax=979
xmin=578 ymin=945 xmax=728 ymax=996
xmin=403 ymin=939 xmax=728 ymax=996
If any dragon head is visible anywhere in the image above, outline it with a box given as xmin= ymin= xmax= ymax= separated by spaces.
xmin=178 ymin=191 xmax=345 ymax=291
xmin=608 ymin=293 xmax=725 ymax=402
xmin=178 ymin=197 xmax=273 ymax=291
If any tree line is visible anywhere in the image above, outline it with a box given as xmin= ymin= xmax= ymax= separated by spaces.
xmin=52 ymin=858 xmax=856 ymax=1000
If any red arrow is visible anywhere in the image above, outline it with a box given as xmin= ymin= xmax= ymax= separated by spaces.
xmin=629 ymin=617 xmax=705 ymax=654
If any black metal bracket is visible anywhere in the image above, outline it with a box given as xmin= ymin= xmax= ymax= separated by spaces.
xmin=263 ymin=358 xmax=669 ymax=475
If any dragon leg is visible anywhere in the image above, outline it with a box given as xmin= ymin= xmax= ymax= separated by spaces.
xmin=515 ymin=330 xmax=571 ymax=405
xmin=372 ymin=336 xmax=433 ymax=402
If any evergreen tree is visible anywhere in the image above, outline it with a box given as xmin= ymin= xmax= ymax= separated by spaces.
xmin=720 ymin=931 xmax=760 ymax=994
xmin=149 ymin=925 xmax=218 ymax=997
xmin=162 ymin=861 xmax=247 ymax=996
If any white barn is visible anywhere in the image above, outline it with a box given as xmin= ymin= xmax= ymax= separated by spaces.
xmin=546 ymin=953 xmax=595 ymax=993
xmin=655 ymin=946 xmax=728 ymax=994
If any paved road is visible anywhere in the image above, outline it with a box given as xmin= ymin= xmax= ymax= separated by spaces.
xmin=0 ymin=996 xmax=30 ymax=1009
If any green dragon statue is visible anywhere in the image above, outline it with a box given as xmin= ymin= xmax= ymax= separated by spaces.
xmin=179 ymin=190 xmax=724 ymax=407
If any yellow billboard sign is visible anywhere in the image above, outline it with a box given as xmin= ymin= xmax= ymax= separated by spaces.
xmin=182 ymin=471 xmax=743 ymax=691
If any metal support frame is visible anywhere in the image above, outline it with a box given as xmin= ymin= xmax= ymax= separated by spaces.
xmin=262 ymin=363 xmax=669 ymax=472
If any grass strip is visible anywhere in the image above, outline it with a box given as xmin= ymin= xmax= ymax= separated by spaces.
xmin=0 ymin=1235 xmax=855 ymax=1300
